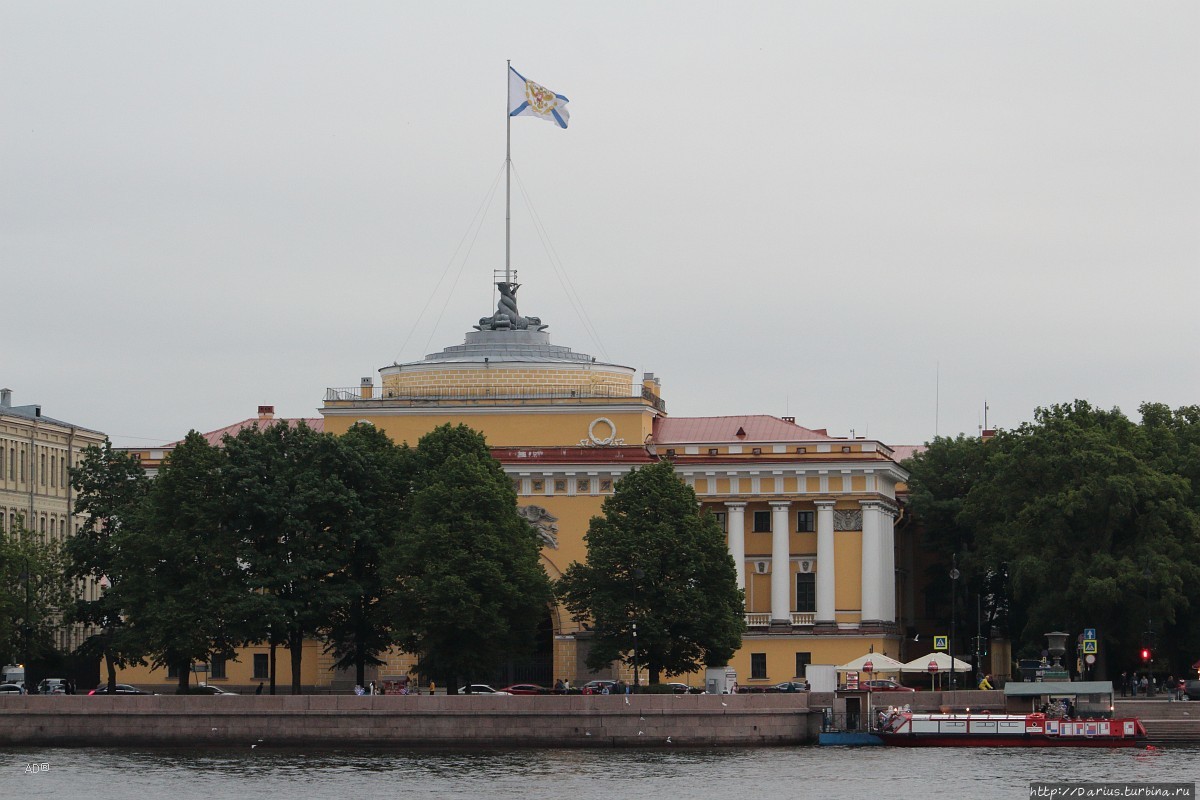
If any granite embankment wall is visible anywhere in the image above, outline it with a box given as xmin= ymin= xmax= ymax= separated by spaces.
xmin=0 ymin=694 xmax=817 ymax=748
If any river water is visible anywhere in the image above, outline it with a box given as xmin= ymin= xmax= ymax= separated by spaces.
xmin=4 ymin=744 xmax=1198 ymax=799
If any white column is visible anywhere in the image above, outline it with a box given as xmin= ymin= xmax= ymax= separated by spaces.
xmin=770 ymin=501 xmax=791 ymax=624
xmin=815 ymin=500 xmax=837 ymax=625
xmin=859 ymin=501 xmax=882 ymax=622
xmin=881 ymin=504 xmax=896 ymax=622
xmin=724 ymin=502 xmax=747 ymax=605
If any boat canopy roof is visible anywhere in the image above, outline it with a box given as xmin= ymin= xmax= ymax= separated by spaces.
xmin=1003 ymin=681 xmax=1114 ymax=697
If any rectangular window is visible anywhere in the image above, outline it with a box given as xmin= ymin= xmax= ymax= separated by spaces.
xmin=796 ymin=511 xmax=815 ymax=532
xmin=795 ymin=652 xmax=812 ymax=679
xmin=665 ymin=449 xmax=676 ymax=458
xmin=751 ymin=653 xmax=767 ymax=680
xmin=167 ymin=663 xmax=179 ymax=679
xmin=796 ymin=573 xmax=816 ymax=612
xmin=713 ymin=511 xmax=727 ymax=532
xmin=753 ymin=511 xmax=772 ymax=532
xmin=796 ymin=447 xmax=806 ymax=454
xmin=751 ymin=447 xmax=762 ymax=456
xmin=211 ymin=656 xmax=227 ymax=679
xmin=253 ymin=654 xmax=269 ymax=680
xmin=51 ymin=455 xmax=56 ymax=487
xmin=708 ymin=448 xmax=719 ymax=456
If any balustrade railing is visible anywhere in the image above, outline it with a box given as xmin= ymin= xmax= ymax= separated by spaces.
xmin=324 ymin=385 xmax=666 ymax=412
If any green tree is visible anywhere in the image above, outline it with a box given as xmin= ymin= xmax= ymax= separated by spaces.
xmin=387 ymin=424 xmax=552 ymax=693
xmin=908 ymin=400 xmax=1200 ymax=677
xmin=0 ymin=515 xmax=71 ymax=669
xmin=558 ymin=459 xmax=745 ymax=684
xmin=66 ymin=441 xmax=150 ymax=692
xmin=118 ymin=431 xmax=254 ymax=692
xmin=225 ymin=421 xmax=354 ymax=694
xmin=323 ymin=423 xmax=413 ymax=689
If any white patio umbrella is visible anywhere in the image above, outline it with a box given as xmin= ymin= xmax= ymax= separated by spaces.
xmin=836 ymin=653 xmax=906 ymax=674
xmin=899 ymin=652 xmax=973 ymax=673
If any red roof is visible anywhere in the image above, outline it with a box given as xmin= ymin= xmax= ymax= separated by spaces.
xmin=172 ymin=416 xmax=324 ymax=447
xmin=654 ymin=415 xmax=836 ymax=444
xmin=889 ymin=444 xmax=926 ymax=463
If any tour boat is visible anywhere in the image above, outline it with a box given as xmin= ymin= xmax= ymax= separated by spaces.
xmin=877 ymin=711 xmax=1146 ymax=747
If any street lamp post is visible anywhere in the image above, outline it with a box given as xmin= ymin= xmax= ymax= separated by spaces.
xmin=632 ymin=622 xmax=639 ymax=690
xmin=632 ymin=568 xmax=644 ymax=692
xmin=949 ymin=556 xmax=960 ymax=690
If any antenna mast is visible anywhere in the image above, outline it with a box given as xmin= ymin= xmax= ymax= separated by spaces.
xmin=505 ymin=59 xmax=512 ymax=284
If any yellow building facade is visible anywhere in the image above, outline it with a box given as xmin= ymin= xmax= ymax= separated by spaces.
xmin=0 ymin=388 xmax=108 ymax=654
xmin=322 ymin=283 xmax=913 ymax=689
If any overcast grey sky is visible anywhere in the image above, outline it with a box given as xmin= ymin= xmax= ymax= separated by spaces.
xmin=4 ymin=1 xmax=1197 ymax=448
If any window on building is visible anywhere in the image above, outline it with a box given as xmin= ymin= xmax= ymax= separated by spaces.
xmin=750 ymin=653 xmax=767 ymax=680
xmin=795 ymin=652 xmax=812 ymax=679
xmin=20 ymin=450 xmax=26 ymax=482
xmin=600 ymin=479 xmax=612 ymax=492
xmin=532 ymin=479 xmax=545 ymax=493
xmin=577 ymin=479 xmax=590 ymax=493
xmin=752 ymin=447 xmax=762 ymax=456
xmin=41 ymin=452 xmax=47 ymax=484
xmin=753 ymin=511 xmax=772 ymax=532
xmin=253 ymin=654 xmax=269 ymax=680
xmin=796 ymin=511 xmax=815 ymax=532
xmin=554 ymin=479 xmax=567 ymax=493
xmin=708 ymin=448 xmax=719 ymax=456
xmin=167 ymin=663 xmax=179 ymax=679
xmin=796 ymin=573 xmax=816 ymax=612
xmin=841 ymin=446 xmax=852 ymax=453
xmin=211 ymin=656 xmax=227 ymax=679
xmin=713 ymin=511 xmax=727 ymax=532
xmin=51 ymin=455 xmax=56 ymax=487
xmin=0 ymin=446 xmax=4 ymax=479
xmin=664 ymin=449 xmax=676 ymax=458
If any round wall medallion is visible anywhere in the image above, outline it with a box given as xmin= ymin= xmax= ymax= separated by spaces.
xmin=588 ymin=417 xmax=616 ymax=446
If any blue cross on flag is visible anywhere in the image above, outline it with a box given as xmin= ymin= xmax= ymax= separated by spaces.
xmin=508 ymin=66 xmax=569 ymax=129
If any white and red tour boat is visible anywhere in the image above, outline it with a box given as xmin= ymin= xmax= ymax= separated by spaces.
xmin=878 ymin=711 xmax=1146 ymax=747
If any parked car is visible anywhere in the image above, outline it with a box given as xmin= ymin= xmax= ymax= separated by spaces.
xmin=580 ymin=680 xmax=617 ymax=695
xmin=663 ymin=682 xmax=700 ymax=694
xmin=499 ymin=683 xmax=550 ymax=695
xmin=37 ymin=678 xmax=67 ymax=695
xmin=459 ymin=684 xmax=510 ymax=695
xmin=769 ymin=681 xmax=810 ymax=693
xmin=1183 ymin=680 xmax=1200 ymax=701
xmin=191 ymin=685 xmax=238 ymax=695
xmin=88 ymin=683 xmax=152 ymax=695
xmin=0 ymin=683 xmax=23 ymax=694
xmin=862 ymin=679 xmax=916 ymax=692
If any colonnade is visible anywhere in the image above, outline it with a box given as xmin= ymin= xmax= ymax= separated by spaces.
xmin=724 ymin=499 xmax=896 ymax=626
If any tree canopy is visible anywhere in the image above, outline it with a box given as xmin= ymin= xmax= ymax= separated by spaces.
xmin=386 ymin=424 xmax=552 ymax=692
xmin=905 ymin=400 xmax=1200 ymax=676
xmin=558 ymin=459 xmax=745 ymax=684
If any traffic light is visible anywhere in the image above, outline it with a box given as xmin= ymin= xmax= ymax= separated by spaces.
xmin=1140 ymin=647 xmax=1152 ymax=664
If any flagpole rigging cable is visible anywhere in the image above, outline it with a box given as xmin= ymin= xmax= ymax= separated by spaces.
xmin=505 ymin=59 xmax=512 ymax=284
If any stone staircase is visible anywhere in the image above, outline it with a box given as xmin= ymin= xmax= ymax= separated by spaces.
xmin=1116 ymin=699 xmax=1200 ymax=743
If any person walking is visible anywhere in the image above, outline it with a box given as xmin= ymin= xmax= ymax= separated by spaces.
xmin=1120 ymin=671 xmax=1128 ymax=697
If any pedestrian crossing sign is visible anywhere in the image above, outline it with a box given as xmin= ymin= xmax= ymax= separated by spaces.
xmin=934 ymin=635 xmax=948 ymax=651
xmin=1082 ymin=640 xmax=1097 ymax=654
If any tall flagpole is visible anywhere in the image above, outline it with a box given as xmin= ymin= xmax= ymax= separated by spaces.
xmin=505 ymin=59 xmax=512 ymax=284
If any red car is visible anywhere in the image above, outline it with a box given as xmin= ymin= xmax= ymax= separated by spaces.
xmin=499 ymin=683 xmax=549 ymax=695
xmin=862 ymin=679 xmax=916 ymax=692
